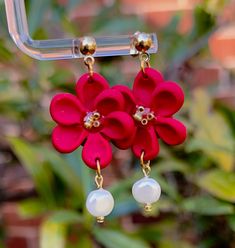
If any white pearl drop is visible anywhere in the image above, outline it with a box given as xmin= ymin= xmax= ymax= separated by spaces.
xmin=86 ymin=188 xmax=114 ymax=217
xmin=132 ymin=177 xmax=161 ymax=204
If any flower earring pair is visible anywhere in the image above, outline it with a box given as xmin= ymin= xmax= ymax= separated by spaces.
xmin=49 ymin=34 xmax=187 ymax=223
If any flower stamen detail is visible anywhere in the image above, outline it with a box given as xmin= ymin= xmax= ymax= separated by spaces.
xmin=133 ymin=106 xmax=155 ymax=126
xmin=84 ymin=111 xmax=101 ymax=129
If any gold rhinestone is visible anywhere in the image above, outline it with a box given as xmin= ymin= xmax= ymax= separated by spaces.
xmin=84 ymin=122 xmax=93 ymax=129
xmin=133 ymin=113 xmax=142 ymax=121
xmin=80 ymin=36 xmax=96 ymax=55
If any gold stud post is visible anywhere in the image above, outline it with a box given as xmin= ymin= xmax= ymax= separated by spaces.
xmin=80 ymin=36 xmax=97 ymax=55
xmin=133 ymin=32 xmax=153 ymax=52
xmin=80 ymin=36 xmax=96 ymax=77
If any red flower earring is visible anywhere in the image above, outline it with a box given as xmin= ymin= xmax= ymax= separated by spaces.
xmin=115 ymin=33 xmax=187 ymax=211
xmin=49 ymin=34 xmax=187 ymax=220
xmin=49 ymin=37 xmax=135 ymax=223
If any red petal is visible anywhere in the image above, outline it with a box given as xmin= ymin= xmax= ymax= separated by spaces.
xmin=155 ymin=117 xmax=187 ymax=145
xmin=114 ymin=128 xmax=136 ymax=149
xmin=94 ymin=89 xmax=124 ymax=116
xmin=101 ymin=111 xmax=135 ymax=141
xmin=52 ymin=125 xmax=88 ymax=153
xmin=151 ymin=82 xmax=184 ymax=117
xmin=133 ymin=68 xmax=164 ymax=106
xmin=75 ymin=73 xmax=109 ymax=110
xmin=82 ymin=133 xmax=112 ymax=169
xmin=112 ymin=85 xmax=136 ymax=114
xmin=132 ymin=126 xmax=159 ymax=160
xmin=50 ymin=93 xmax=85 ymax=125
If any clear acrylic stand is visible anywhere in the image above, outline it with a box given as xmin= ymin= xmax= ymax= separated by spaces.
xmin=4 ymin=0 xmax=158 ymax=61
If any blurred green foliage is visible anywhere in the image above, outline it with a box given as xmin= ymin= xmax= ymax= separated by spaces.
xmin=0 ymin=0 xmax=235 ymax=248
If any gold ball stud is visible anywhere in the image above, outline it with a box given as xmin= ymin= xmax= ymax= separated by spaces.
xmin=133 ymin=33 xmax=152 ymax=52
xmin=80 ymin=36 xmax=97 ymax=55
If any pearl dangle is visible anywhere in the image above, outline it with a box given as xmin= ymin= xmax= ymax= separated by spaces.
xmin=132 ymin=152 xmax=161 ymax=212
xmin=86 ymin=160 xmax=114 ymax=223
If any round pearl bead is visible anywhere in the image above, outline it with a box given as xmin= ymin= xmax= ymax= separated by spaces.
xmin=132 ymin=177 xmax=161 ymax=204
xmin=86 ymin=188 xmax=114 ymax=218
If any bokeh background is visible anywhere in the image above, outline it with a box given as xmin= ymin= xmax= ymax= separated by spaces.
xmin=0 ymin=0 xmax=235 ymax=247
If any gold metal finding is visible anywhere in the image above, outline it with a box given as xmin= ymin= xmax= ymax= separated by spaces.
xmin=133 ymin=32 xmax=153 ymax=52
xmin=80 ymin=36 xmax=97 ymax=55
xmin=141 ymin=118 xmax=148 ymax=126
xmin=147 ymin=112 xmax=154 ymax=121
xmin=96 ymin=216 xmax=105 ymax=223
xmin=140 ymin=151 xmax=151 ymax=177
xmin=144 ymin=203 xmax=152 ymax=212
xmin=84 ymin=111 xmax=101 ymax=129
xmin=138 ymin=106 xmax=145 ymax=112
xmin=95 ymin=160 xmax=103 ymax=189
xmin=139 ymin=52 xmax=151 ymax=74
xmin=84 ymin=55 xmax=95 ymax=77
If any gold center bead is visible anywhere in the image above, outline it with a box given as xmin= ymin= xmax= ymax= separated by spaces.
xmin=84 ymin=111 xmax=101 ymax=129
xmin=133 ymin=106 xmax=155 ymax=126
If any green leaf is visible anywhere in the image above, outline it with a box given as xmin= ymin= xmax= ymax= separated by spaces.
xmin=154 ymin=159 xmax=189 ymax=174
xmin=28 ymin=0 xmax=51 ymax=35
xmin=42 ymin=147 xmax=83 ymax=197
xmin=182 ymin=196 xmax=234 ymax=215
xmin=93 ymin=17 xmax=144 ymax=35
xmin=110 ymin=199 xmax=139 ymax=218
xmin=47 ymin=210 xmax=83 ymax=224
xmin=8 ymin=137 xmax=56 ymax=207
xmin=93 ymin=229 xmax=149 ymax=248
xmin=49 ymin=70 xmax=75 ymax=87
xmin=189 ymin=89 xmax=235 ymax=171
xmin=196 ymin=169 xmax=235 ymax=202
xmin=190 ymin=6 xmax=215 ymax=39
xmin=228 ymin=215 xmax=235 ymax=232
xmin=63 ymin=149 xmax=93 ymax=196
xmin=67 ymin=233 xmax=93 ymax=248
xmin=40 ymin=221 xmax=66 ymax=248
xmin=18 ymin=199 xmax=47 ymax=219
xmin=158 ymin=239 xmax=194 ymax=248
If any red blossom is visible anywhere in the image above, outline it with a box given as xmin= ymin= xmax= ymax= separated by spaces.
xmin=50 ymin=73 xmax=134 ymax=169
xmin=115 ymin=68 xmax=187 ymax=161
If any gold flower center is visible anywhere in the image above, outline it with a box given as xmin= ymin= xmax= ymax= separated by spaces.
xmin=84 ymin=111 xmax=101 ymax=129
xmin=133 ymin=106 xmax=155 ymax=125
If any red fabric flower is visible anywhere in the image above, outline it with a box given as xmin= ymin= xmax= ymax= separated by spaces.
xmin=50 ymin=73 xmax=134 ymax=169
xmin=114 ymin=68 xmax=187 ymax=160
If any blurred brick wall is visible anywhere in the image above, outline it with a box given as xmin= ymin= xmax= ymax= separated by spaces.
xmin=1 ymin=204 xmax=41 ymax=248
